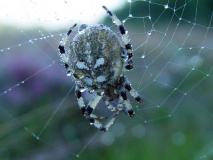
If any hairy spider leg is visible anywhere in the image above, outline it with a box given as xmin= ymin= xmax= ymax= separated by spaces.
xmin=123 ymin=77 xmax=143 ymax=104
xmin=91 ymin=110 xmax=120 ymax=132
xmin=105 ymin=99 xmax=116 ymax=112
xmin=85 ymin=94 xmax=102 ymax=115
xmin=119 ymin=90 xmax=135 ymax=117
xmin=75 ymin=85 xmax=86 ymax=114
xmin=103 ymin=111 xmax=120 ymax=131
xmin=58 ymin=23 xmax=77 ymax=76
xmin=102 ymin=6 xmax=134 ymax=70
xmin=89 ymin=114 xmax=105 ymax=131
xmin=75 ymin=86 xmax=107 ymax=131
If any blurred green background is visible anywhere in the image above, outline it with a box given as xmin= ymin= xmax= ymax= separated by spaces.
xmin=0 ymin=0 xmax=213 ymax=160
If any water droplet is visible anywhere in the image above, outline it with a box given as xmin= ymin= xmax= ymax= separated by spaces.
xmin=21 ymin=81 xmax=25 ymax=84
xmin=32 ymin=133 xmax=40 ymax=140
xmin=164 ymin=4 xmax=169 ymax=9
xmin=67 ymin=73 xmax=72 ymax=76
xmin=148 ymin=16 xmax=151 ymax=20
xmin=141 ymin=54 xmax=146 ymax=59
xmin=147 ymin=32 xmax=151 ymax=36
xmin=129 ymin=14 xmax=133 ymax=18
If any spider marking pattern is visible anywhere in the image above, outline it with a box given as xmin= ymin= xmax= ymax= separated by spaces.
xmin=58 ymin=6 xmax=143 ymax=131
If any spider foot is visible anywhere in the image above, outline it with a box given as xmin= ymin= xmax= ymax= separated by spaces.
xmin=81 ymin=107 xmax=86 ymax=115
xmin=135 ymin=96 xmax=143 ymax=104
xmin=89 ymin=118 xmax=95 ymax=124
xmin=125 ymin=64 xmax=133 ymax=70
xmin=89 ymin=116 xmax=107 ymax=124
xmin=127 ymin=109 xmax=135 ymax=117
xmin=100 ymin=127 xmax=107 ymax=132
xmin=85 ymin=105 xmax=93 ymax=115
xmin=125 ymin=58 xmax=134 ymax=70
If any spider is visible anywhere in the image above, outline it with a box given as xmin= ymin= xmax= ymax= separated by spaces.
xmin=58 ymin=6 xmax=143 ymax=131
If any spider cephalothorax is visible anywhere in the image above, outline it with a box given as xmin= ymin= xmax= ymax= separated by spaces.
xmin=58 ymin=6 xmax=143 ymax=131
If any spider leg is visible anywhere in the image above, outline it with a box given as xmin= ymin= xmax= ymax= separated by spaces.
xmin=78 ymin=109 xmax=106 ymax=131
xmin=89 ymin=111 xmax=119 ymax=132
xmin=102 ymin=97 xmax=124 ymax=131
xmin=89 ymin=98 xmax=120 ymax=131
xmin=103 ymin=111 xmax=120 ymax=131
xmin=88 ymin=96 xmax=122 ymax=131
xmin=105 ymin=99 xmax=116 ymax=112
xmin=85 ymin=94 xmax=102 ymax=116
xmin=123 ymin=77 xmax=143 ymax=104
xmin=88 ymin=113 xmax=105 ymax=131
xmin=120 ymin=91 xmax=135 ymax=117
xmin=75 ymin=85 xmax=86 ymax=115
xmin=102 ymin=6 xmax=134 ymax=70
xmin=75 ymin=87 xmax=106 ymax=130
xmin=58 ymin=23 xmax=77 ymax=76
xmin=90 ymin=111 xmax=120 ymax=132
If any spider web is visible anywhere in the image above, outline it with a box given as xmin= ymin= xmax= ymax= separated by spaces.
xmin=0 ymin=0 xmax=213 ymax=159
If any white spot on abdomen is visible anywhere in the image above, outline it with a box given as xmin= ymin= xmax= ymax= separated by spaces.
xmin=96 ymin=75 xmax=106 ymax=83
xmin=76 ymin=61 xmax=89 ymax=70
xmin=94 ymin=58 xmax=105 ymax=69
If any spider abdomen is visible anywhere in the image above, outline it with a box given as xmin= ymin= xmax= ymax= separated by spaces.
xmin=70 ymin=24 xmax=124 ymax=89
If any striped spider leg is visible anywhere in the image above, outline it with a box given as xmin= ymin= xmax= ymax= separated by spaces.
xmin=103 ymin=5 xmax=134 ymax=70
xmin=75 ymin=85 xmax=106 ymax=131
xmin=58 ymin=23 xmax=77 ymax=76
xmin=119 ymin=76 xmax=143 ymax=117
